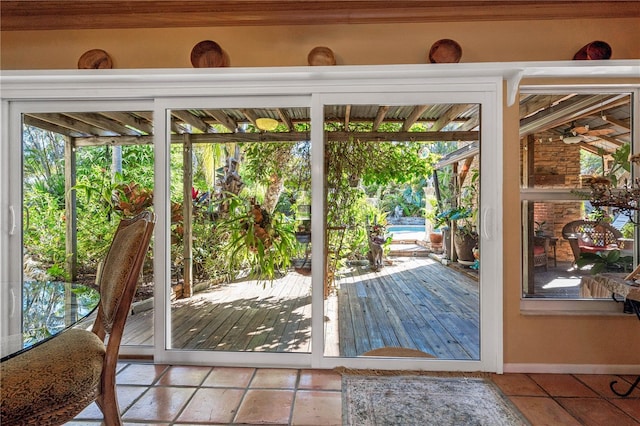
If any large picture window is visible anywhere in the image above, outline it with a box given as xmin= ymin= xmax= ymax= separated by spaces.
xmin=519 ymin=88 xmax=637 ymax=300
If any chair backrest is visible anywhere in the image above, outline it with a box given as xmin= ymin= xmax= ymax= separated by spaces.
xmin=562 ymin=219 xmax=622 ymax=263
xmin=562 ymin=220 xmax=622 ymax=247
xmin=91 ymin=211 xmax=155 ymax=345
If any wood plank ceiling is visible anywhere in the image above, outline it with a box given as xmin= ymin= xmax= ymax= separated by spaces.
xmin=2 ymin=1 xmax=639 ymax=31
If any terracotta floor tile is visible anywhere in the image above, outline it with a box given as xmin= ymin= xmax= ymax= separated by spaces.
xmin=116 ymin=363 xmax=169 ymax=386
xmin=250 ymin=368 xmax=299 ymax=389
xmin=75 ymin=385 xmax=148 ymax=420
xmin=509 ymin=396 xmax=582 ymax=426
xmin=203 ymin=366 xmax=256 ymax=388
xmin=155 ymin=365 xmax=212 ymax=386
xmin=72 ymin=366 xmax=639 ymax=426
xmin=122 ymin=386 xmax=196 ymax=422
xmin=299 ymin=369 xmax=343 ymax=391
xmin=291 ymin=390 xmax=342 ymax=426
xmin=491 ymin=373 xmax=547 ymax=396
xmin=574 ymin=374 xmax=628 ymax=397
xmin=609 ymin=397 xmax=640 ymax=421
xmin=234 ymin=389 xmax=295 ymax=424
xmin=175 ymin=387 xmax=245 ymax=423
xmin=610 ymin=376 xmax=640 ymax=398
xmin=529 ymin=374 xmax=599 ymax=397
xmin=557 ymin=397 xmax=638 ymax=426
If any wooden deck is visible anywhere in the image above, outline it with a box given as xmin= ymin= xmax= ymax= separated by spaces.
xmin=121 ymin=256 xmax=479 ymax=359
xmin=330 ymin=257 xmax=479 ymax=359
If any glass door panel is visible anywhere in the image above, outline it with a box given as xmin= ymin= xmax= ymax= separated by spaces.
xmin=167 ymin=106 xmax=313 ymax=353
xmin=323 ymin=102 xmax=481 ymax=360
xmin=18 ymin=109 xmax=155 ymax=347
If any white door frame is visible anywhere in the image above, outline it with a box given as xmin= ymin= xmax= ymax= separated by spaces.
xmin=4 ymin=62 xmax=634 ymax=371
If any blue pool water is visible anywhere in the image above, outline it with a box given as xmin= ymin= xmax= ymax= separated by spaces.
xmin=387 ymin=225 xmax=426 ymax=234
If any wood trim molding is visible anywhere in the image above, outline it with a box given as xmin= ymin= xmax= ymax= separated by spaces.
xmin=2 ymin=1 xmax=639 ymax=31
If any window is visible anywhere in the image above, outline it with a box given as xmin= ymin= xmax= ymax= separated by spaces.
xmin=519 ymin=88 xmax=637 ymax=302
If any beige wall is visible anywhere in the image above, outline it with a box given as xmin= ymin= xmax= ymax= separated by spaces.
xmin=2 ymin=17 xmax=640 ymax=369
xmin=2 ymin=18 xmax=639 ymax=69
xmin=504 ymin=87 xmax=640 ymax=367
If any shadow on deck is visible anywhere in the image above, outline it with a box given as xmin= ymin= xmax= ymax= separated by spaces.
xmin=121 ymin=256 xmax=479 ymax=360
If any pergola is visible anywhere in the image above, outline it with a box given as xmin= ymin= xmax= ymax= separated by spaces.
xmin=20 ymin=91 xmax=631 ymax=293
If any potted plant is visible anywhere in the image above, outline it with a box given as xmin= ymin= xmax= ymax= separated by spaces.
xmin=434 ymin=169 xmax=479 ymax=263
xmin=439 ymin=207 xmax=478 ymax=263
xmin=534 ymin=221 xmax=546 ymax=236
xmin=425 ymin=199 xmax=444 ymax=247
xmin=577 ymin=250 xmax=633 ymax=274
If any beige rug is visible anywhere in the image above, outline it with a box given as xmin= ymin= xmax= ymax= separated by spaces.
xmin=361 ymin=347 xmax=436 ymax=358
xmin=342 ymin=374 xmax=530 ymax=426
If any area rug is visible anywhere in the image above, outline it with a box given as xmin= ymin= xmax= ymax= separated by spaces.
xmin=342 ymin=375 xmax=530 ymax=426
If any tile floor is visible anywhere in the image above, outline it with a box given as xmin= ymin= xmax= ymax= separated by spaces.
xmin=68 ymin=363 xmax=639 ymax=425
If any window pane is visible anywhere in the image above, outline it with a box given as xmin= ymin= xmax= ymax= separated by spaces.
xmin=520 ymin=91 xmax=637 ymax=300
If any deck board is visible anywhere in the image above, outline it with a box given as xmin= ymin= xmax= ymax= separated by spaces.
xmin=121 ymin=256 xmax=480 ymax=359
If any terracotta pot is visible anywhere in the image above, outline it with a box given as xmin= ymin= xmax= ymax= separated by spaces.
xmin=454 ymin=232 xmax=478 ymax=262
xmin=429 ymin=232 xmax=443 ymax=244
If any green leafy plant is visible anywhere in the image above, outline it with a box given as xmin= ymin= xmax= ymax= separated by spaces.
xmin=213 ymin=193 xmax=296 ymax=283
xmin=602 ymin=144 xmax=631 ymax=187
xmin=46 ymin=264 xmax=71 ymax=282
xmin=577 ymin=250 xmax=633 ymax=274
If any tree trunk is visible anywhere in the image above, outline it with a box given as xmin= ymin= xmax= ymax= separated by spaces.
xmin=263 ymin=173 xmax=284 ymax=214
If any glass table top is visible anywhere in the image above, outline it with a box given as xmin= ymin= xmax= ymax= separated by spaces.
xmin=1 ymin=281 xmax=99 ymax=360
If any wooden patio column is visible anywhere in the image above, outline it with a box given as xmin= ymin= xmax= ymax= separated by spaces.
xmin=64 ymin=136 xmax=77 ymax=282
xmin=64 ymin=136 xmax=78 ymax=325
xmin=182 ymin=134 xmax=193 ymax=298
xmin=525 ymin=134 xmax=536 ymax=295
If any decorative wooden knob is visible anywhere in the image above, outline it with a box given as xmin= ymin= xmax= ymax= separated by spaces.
xmin=307 ymin=46 xmax=336 ymax=66
xmin=573 ymin=41 xmax=612 ymax=60
xmin=77 ymin=49 xmax=113 ymax=69
xmin=428 ymin=39 xmax=462 ymax=64
xmin=191 ymin=40 xmax=230 ymax=68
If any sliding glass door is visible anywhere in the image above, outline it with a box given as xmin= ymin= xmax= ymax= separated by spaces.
xmin=4 ymin=100 xmax=155 ymax=355
xmin=2 ymin=71 xmax=502 ymax=372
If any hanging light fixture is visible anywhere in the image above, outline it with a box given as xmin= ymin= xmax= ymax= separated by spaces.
xmin=256 ymin=117 xmax=279 ymax=131
xmin=562 ymin=134 xmax=584 ymax=144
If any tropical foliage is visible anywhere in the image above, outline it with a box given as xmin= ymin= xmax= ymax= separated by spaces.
xmin=22 ymin=117 xmax=466 ymax=291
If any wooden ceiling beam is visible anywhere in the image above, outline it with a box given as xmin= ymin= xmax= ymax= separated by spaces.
xmin=519 ymin=94 xmax=627 ymax=136
xmin=329 ymin=130 xmax=478 ymax=142
xmin=344 ymin=105 xmax=352 ymax=130
xmin=28 ymin=113 xmax=111 ymax=136
xmin=372 ymin=106 xmax=389 ymax=131
xmin=519 ymin=94 xmax=567 ymax=119
xmin=602 ymin=116 xmax=631 ymax=131
xmin=3 ymin=1 xmax=637 ymax=31
xmin=402 ymin=105 xmax=429 ymax=131
xmin=205 ymin=110 xmax=237 ymax=132
xmin=74 ymin=130 xmax=477 ymax=146
xmin=100 ymin=111 xmax=154 ymax=135
xmin=277 ymin=108 xmax=294 ymax=131
xmin=240 ymin=108 xmax=259 ymax=128
xmin=65 ymin=112 xmax=142 ymax=136
xmin=171 ymin=110 xmax=209 ymax=133
xmin=24 ymin=115 xmax=75 ymax=137
xmin=431 ymin=104 xmax=471 ymax=132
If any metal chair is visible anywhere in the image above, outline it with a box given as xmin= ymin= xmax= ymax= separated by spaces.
xmin=1 ymin=211 xmax=155 ymax=426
